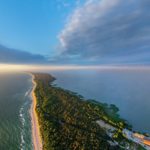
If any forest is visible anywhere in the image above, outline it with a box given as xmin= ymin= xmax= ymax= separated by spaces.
xmin=33 ymin=73 xmax=144 ymax=150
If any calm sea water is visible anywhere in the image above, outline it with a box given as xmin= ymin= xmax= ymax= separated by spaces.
xmin=49 ymin=69 xmax=150 ymax=134
xmin=0 ymin=73 xmax=33 ymax=150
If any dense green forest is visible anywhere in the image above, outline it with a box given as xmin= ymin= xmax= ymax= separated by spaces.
xmin=33 ymin=73 xmax=143 ymax=150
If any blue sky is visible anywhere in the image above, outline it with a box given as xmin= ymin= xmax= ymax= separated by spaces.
xmin=0 ymin=0 xmax=150 ymax=65
xmin=0 ymin=0 xmax=85 ymax=56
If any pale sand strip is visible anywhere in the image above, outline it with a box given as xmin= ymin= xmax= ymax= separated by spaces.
xmin=30 ymin=74 xmax=43 ymax=150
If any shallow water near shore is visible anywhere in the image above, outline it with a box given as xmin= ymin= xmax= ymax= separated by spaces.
xmin=49 ymin=69 xmax=150 ymax=134
xmin=0 ymin=73 xmax=33 ymax=150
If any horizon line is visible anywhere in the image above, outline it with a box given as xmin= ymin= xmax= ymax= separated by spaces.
xmin=1 ymin=63 xmax=150 ymax=72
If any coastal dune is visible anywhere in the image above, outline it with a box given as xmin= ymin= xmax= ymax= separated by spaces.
xmin=31 ymin=74 xmax=43 ymax=150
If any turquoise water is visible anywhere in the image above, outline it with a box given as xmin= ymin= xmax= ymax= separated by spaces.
xmin=0 ymin=73 xmax=33 ymax=150
xmin=50 ymin=69 xmax=150 ymax=134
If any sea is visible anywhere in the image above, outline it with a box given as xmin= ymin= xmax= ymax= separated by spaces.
xmin=0 ymin=72 xmax=33 ymax=150
xmin=0 ymin=69 xmax=150 ymax=149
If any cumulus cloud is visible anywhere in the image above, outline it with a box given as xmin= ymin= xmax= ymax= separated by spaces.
xmin=0 ymin=44 xmax=47 ymax=64
xmin=58 ymin=0 xmax=150 ymax=64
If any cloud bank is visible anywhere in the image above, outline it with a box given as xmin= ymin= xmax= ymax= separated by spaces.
xmin=0 ymin=44 xmax=47 ymax=64
xmin=58 ymin=0 xmax=150 ymax=64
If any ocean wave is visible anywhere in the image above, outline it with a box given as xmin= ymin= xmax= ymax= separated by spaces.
xmin=19 ymin=86 xmax=33 ymax=150
xmin=19 ymin=106 xmax=25 ymax=150
xmin=25 ymin=88 xmax=32 ymax=97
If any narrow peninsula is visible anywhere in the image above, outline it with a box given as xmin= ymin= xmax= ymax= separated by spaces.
xmin=31 ymin=74 xmax=43 ymax=150
xmin=31 ymin=73 xmax=149 ymax=150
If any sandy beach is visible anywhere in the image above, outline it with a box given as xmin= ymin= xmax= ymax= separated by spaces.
xmin=30 ymin=74 xmax=43 ymax=150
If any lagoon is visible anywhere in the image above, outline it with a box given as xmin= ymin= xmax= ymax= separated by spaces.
xmin=50 ymin=69 xmax=150 ymax=134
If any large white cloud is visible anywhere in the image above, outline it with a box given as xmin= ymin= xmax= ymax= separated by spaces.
xmin=58 ymin=0 xmax=150 ymax=64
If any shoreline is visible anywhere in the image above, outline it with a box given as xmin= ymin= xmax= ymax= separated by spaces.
xmin=30 ymin=72 xmax=150 ymax=150
xmin=30 ymin=73 xmax=42 ymax=150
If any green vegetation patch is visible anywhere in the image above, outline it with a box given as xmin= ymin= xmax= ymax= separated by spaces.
xmin=33 ymin=73 xmax=143 ymax=150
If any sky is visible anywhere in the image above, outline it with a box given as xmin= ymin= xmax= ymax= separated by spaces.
xmin=0 ymin=0 xmax=150 ymax=66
